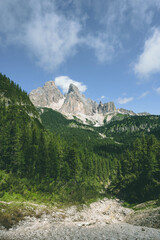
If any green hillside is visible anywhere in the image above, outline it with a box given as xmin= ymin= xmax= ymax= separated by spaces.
xmin=39 ymin=107 xmax=115 ymax=147
xmin=40 ymin=107 xmax=160 ymax=148
xmin=40 ymin=106 xmax=160 ymax=203
xmin=0 ymin=73 xmax=38 ymax=117
xmin=97 ymin=115 xmax=160 ymax=145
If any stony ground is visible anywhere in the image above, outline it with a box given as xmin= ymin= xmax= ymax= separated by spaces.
xmin=0 ymin=198 xmax=160 ymax=240
xmin=126 ymin=206 xmax=160 ymax=229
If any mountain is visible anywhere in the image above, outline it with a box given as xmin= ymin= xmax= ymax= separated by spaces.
xmin=29 ymin=81 xmax=64 ymax=110
xmin=29 ymin=81 xmax=147 ymax=126
xmin=60 ymin=83 xmax=96 ymax=116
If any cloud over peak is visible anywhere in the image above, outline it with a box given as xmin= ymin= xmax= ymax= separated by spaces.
xmin=55 ymin=76 xmax=87 ymax=93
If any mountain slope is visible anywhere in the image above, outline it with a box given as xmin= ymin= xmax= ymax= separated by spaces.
xmin=39 ymin=107 xmax=119 ymax=150
xmin=40 ymin=106 xmax=160 ymax=145
xmin=0 ymin=73 xmax=39 ymax=117
xmin=99 ymin=114 xmax=160 ymax=144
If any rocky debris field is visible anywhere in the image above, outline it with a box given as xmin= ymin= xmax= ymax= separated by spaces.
xmin=126 ymin=206 xmax=160 ymax=229
xmin=0 ymin=198 xmax=160 ymax=240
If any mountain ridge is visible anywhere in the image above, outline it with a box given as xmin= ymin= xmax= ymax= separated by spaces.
xmin=29 ymin=81 xmax=150 ymax=126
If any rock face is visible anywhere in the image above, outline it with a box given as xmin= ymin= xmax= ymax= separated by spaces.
xmin=60 ymin=84 xmax=97 ymax=116
xmin=117 ymin=108 xmax=135 ymax=115
xmin=29 ymin=81 xmax=64 ymax=109
xmin=29 ymin=81 xmax=149 ymax=126
xmin=98 ymin=101 xmax=116 ymax=114
xmin=138 ymin=112 xmax=151 ymax=116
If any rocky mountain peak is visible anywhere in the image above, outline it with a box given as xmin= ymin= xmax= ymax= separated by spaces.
xmin=44 ymin=81 xmax=56 ymax=87
xmin=29 ymin=80 xmax=150 ymax=126
xmin=29 ymin=81 xmax=64 ymax=108
xmin=98 ymin=101 xmax=116 ymax=114
xmin=68 ymin=84 xmax=80 ymax=95
xmin=99 ymin=101 xmax=103 ymax=107
xmin=60 ymin=83 xmax=94 ymax=116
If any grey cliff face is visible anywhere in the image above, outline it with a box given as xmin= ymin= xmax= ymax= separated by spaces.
xmin=60 ymin=84 xmax=96 ymax=115
xmin=29 ymin=81 xmax=64 ymax=108
xmin=98 ymin=101 xmax=116 ymax=115
xmin=118 ymin=108 xmax=135 ymax=115
xmin=67 ymin=84 xmax=80 ymax=95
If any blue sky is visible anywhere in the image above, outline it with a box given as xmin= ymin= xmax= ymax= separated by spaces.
xmin=0 ymin=0 xmax=160 ymax=114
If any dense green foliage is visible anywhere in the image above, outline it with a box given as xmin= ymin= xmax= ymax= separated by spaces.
xmin=97 ymin=115 xmax=160 ymax=145
xmin=0 ymin=73 xmax=38 ymax=116
xmin=0 ymin=73 xmax=160 ymax=204
xmin=110 ymin=134 xmax=160 ymax=202
xmin=39 ymin=108 xmax=117 ymax=149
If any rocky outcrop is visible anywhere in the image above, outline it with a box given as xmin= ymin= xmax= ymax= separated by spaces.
xmin=29 ymin=81 xmax=64 ymax=108
xmin=117 ymin=108 xmax=135 ymax=115
xmin=138 ymin=112 xmax=151 ymax=116
xmin=60 ymin=84 xmax=97 ymax=116
xmin=98 ymin=101 xmax=116 ymax=114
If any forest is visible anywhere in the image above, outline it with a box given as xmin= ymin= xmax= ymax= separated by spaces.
xmin=0 ymin=73 xmax=160 ymax=204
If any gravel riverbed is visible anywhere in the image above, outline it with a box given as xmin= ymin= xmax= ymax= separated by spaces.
xmin=0 ymin=198 xmax=160 ymax=240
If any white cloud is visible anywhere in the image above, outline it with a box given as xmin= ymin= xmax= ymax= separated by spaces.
xmin=83 ymin=34 xmax=117 ymax=63
xmin=138 ymin=91 xmax=150 ymax=99
xmin=97 ymin=0 xmax=160 ymax=30
xmin=101 ymin=96 xmax=106 ymax=99
xmin=117 ymin=97 xmax=133 ymax=104
xmin=129 ymin=0 xmax=160 ymax=28
xmin=55 ymin=76 xmax=87 ymax=93
xmin=134 ymin=28 xmax=160 ymax=77
xmin=155 ymin=87 xmax=160 ymax=94
xmin=23 ymin=14 xmax=81 ymax=71
xmin=0 ymin=0 xmax=118 ymax=71
xmin=1 ymin=0 xmax=160 ymax=72
xmin=0 ymin=0 xmax=82 ymax=72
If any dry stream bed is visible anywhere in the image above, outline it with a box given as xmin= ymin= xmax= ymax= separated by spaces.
xmin=0 ymin=198 xmax=160 ymax=240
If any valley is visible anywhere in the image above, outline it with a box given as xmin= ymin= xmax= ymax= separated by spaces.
xmin=0 ymin=73 xmax=160 ymax=239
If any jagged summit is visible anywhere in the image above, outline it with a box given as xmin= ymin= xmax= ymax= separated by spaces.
xmin=44 ymin=80 xmax=56 ymax=87
xmin=29 ymin=80 xmax=64 ymax=109
xmin=29 ymin=81 xmax=149 ymax=126
xmin=60 ymin=83 xmax=95 ymax=116
xmin=98 ymin=101 xmax=116 ymax=114
xmin=68 ymin=83 xmax=80 ymax=94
